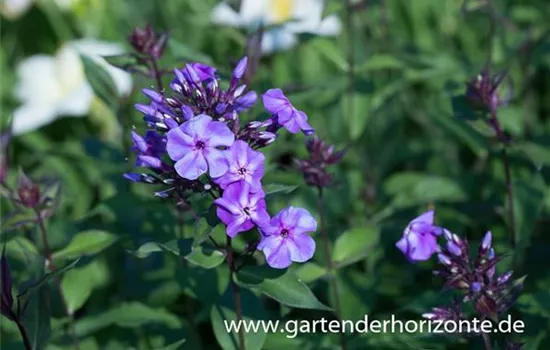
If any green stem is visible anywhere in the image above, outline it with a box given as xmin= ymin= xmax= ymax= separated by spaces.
xmin=318 ymin=187 xmax=347 ymax=350
xmin=226 ymin=236 xmax=246 ymax=350
xmin=34 ymin=209 xmax=80 ymax=350
xmin=15 ymin=320 xmax=32 ymax=350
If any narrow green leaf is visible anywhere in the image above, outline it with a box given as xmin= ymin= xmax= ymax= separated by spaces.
xmin=21 ymin=284 xmax=51 ymax=350
xmin=236 ymin=265 xmax=332 ymax=311
xmin=127 ymin=240 xmax=179 ymax=258
xmin=53 ymin=230 xmax=118 ymax=261
xmin=61 ymin=259 xmax=109 ymax=314
xmin=18 ymin=259 xmax=80 ymax=300
xmin=263 ymin=184 xmax=299 ymax=199
xmin=185 ymin=246 xmax=226 ymax=269
xmin=514 ymin=142 xmax=550 ymax=168
xmin=80 ymin=54 xmax=118 ymax=110
xmin=512 ymin=180 xmax=545 ymax=248
xmin=294 ymin=262 xmax=328 ymax=283
xmin=154 ymin=339 xmax=187 ymax=350
xmin=333 ymin=226 xmax=378 ymax=267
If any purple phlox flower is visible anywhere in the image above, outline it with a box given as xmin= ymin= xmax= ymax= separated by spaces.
xmin=166 ymin=114 xmax=235 ymax=180
xmin=131 ymin=130 xmax=167 ymax=169
xmin=214 ymin=181 xmax=270 ymax=237
xmin=258 ymin=206 xmax=317 ymax=269
xmin=396 ymin=209 xmax=442 ymax=262
xmin=1 ymin=248 xmax=15 ymax=321
xmin=262 ymin=89 xmax=314 ymax=135
xmin=214 ymin=140 xmax=265 ymax=191
xmin=135 ymin=99 xmax=177 ymax=129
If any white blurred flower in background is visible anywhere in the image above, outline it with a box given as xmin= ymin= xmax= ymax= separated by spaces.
xmin=0 ymin=0 xmax=75 ymax=19
xmin=211 ymin=0 xmax=342 ymax=54
xmin=12 ymin=39 xmax=133 ymax=135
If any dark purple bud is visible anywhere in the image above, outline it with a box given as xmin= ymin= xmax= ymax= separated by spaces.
xmin=481 ymin=231 xmax=492 ymax=251
xmin=447 ymin=241 xmax=462 ymax=256
xmin=233 ymin=85 xmax=247 ymax=98
xmin=471 ymin=282 xmax=482 ymax=293
xmin=123 ymin=173 xmax=142 ymax=182
xmin=438 ymin=253 xmax=452 ymax=266
xmin=475 ymin=294 xmax=497 ymax=317
xmin=233 ymin=57 xmax=248 ymax=80
xmin=137 ymin=155 xmax=163 ymax=169
xmin=128 ymin=25 xmax=168 ymax=59
xmin=164 ymin=118 xmax=179 ymax=129
xmin=135 ymin=103 xmax=156 ymax=116
xmin=183 ymin=64 xmax=201 ymax=85
xmin=142 ymin=88 xmax=164 ymax=103
xmin=151 ymin=33 xmax=169 ymax=59
xmin=215 ymin=103 xmax=228 ymax=115
xmin=234 ymin=91 xmax=257 ymax=112
xmin=17 ymin=172 xmax=40 ymax=208
xmin=497 ymin=271 xmax=513 ymax=285
xmin=181 ymin=105 xmax=194 ymax=120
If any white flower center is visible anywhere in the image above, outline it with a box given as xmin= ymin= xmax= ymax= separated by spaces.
xmin=269 ymin=0 xmax=293 ymax=24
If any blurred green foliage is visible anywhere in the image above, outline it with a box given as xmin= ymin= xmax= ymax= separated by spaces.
xmin=1 ymin=0 xmax=550 ymax=349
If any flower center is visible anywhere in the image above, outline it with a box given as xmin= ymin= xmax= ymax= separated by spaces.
xmin=269 ymin=0 xmax=293 ymax=24
xmin=238 ymin=167 xmax=247 ymax=175
xmin=280 ymin=228 xmax=290 ymax=238
xmin=195 ymin=140 xmax=206 ymax=150
xmin=243 ymin=207 xmax=251 ymax=216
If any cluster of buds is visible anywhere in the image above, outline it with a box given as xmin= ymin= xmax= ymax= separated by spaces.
xmin=465 ymin=68 xmax=512 ymax=113
xmin=294 ymin=136 xmax=345 ymax=188
xmin=128 ymin=24 xmax=168 ymax=59
xmin=435 ymin=230 xmax=524 ymax=319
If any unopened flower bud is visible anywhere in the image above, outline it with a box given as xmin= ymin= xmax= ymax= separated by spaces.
xmin=17 ymin=172 xmax=40 ymax=208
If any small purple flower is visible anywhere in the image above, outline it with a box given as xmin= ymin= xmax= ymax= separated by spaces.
xmin=258 ymin=206 xmax=317 ymax=269
xmin=395 ymin=209 xmax=442 ymax=262
xmin=166 ymin=114 xmax=235 ymax=180
xmin=262 ymin=89 xmax=314 ymax=135
xmin=214 ymin=181 xmax=270 ymax=237
xmin=214 ymin=140 xmax=264 ymax=191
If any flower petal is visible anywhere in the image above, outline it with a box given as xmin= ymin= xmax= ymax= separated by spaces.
xmin=258 ymin=235 xmax=292 ymax=269
xmin=206 ymin=121 xmax=235 ymax=147
xmin=166 ymin=127 xmax=195 ymax=160
xmin=174 ymin=151 xmax=207 ymax=180
xmin=204 ymin=148 xmax=229 ymax=178
xmin=12 ymin=104 xmax=57 ymax=135
xmin=287 ymin=234 xmax=316 ymax=263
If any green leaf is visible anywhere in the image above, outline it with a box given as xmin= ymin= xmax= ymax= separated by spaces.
xmin=431 ymin=112 xmax=488 ymax=157
xmin=193 ymin=216 xmax=220 ymax=246
xmin=512 ymin=180 xmax=545 ymax=248
xmin=210 ymin=289 xmax=267 ymax=350
xmin=61 ymin=259 xmax=109 ymax=314
xmin=127 ymin=240 xmax=179 ymax=259
xmin=263 ymin=184 xmax=299 ymax=199
xmin=333 ymin=226 xmax=378 ymax=267
xmin=53 ymin=230 xmax=118 ymax=262
xmin=21 ymin=283 xmax=51 ymax=350
xmin=294 ymin=262 xmax=328 ymax=283
xmin=185 ymin=246 xmax=226 ymax=269
xmin=18 ymin=259 xmax=80 ymax=300
xmin=74 ymin=302 xmax=182 ymax=337
xmin=514 ymin=142 xmax=550 ymax=168
xmin=236 ymin=265 xmax=331 ymax=311
xmin=0 ymin=210 xmax=38 ymax=234
xmin=154 ymin=339 xmax=187 ymax=350
xmin=342 ymin=93 xmax=371 ymax=141
xmin=80 ymin=54 xmax=118 ymax=110
xmin=103 ymin=54 xmax=149 ymax=75
xmin=357 ymin=55 xmax=405 ymax=72
xmin=384 ymin=172 xmax=466 ymax=207
xmin=168 ymin=39 xmax=214 ymax=65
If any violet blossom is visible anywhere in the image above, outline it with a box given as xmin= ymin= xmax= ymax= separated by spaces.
xmin=166 ymin=114 xmax=235 ymax=180
xmin=214 ymin=181 xmax=270 ymax=237
xmin=395 ymin=209 xmax=442 ymax=262
xmin=258 ymin=206 xmax=317 ymax=269
xmin=262 ymin=88 xmax=314 ymax=135
xmin=214 ymin=140 xmax=265 ymax=191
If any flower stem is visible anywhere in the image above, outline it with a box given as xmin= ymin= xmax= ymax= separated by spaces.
xmin=344 ymin=0 xmax=355 ymax=123
xmin=482 ymin=333 xmax=493 ymax=350
xmin=489 ymin=111 xmax=516 ymax=247
xmin=150 ymin=57 xmax=164 ymax=93
xmin=15 ymin=319 xmax=32 ymax=350
xmin=226 ymin=236 xmax=246 ymax=350
xmin=317 ymin=187 xmax=347 ymax=350
xmin=34 ymin=209 xmax=80 ymax=350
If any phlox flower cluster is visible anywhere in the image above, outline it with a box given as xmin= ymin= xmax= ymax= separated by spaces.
xmin=396 ymin=210 xmax=524 ymax=323
xmin=125 ymin=57 xmax=316 ymax=269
